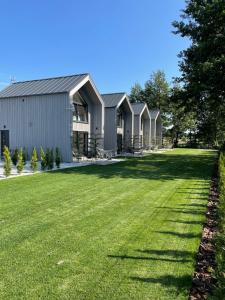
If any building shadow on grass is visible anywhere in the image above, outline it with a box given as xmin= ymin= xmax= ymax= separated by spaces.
xmin=51 ymin=152 xmax=216 ymax=182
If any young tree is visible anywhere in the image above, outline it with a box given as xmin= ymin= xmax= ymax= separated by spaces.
xmin=30 ymin=148 xmax=38 ymax=172
xmin=47 ymin=148 xmax=54 ymax=170
xmin=55 ymin=147 xmax=61 ymax=168
xmin=17 ymin=148 xmax=24 ymax=174
xmin=3 ymin=146 xmax=12 ymax=177
xmin=173 ymin=0 xmax=225 ymax=146
xmin=40 ymin=147 xmax=47 ymax=170
xmin=22 ymin=148 xmax=28 ymax=165
xmin=12 ymin=148 xmax=19 ymax=166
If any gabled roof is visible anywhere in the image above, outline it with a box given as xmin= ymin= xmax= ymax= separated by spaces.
xmin=131 ymin=102 xmax=147 ymax=115
xmin=150 ymin=109 xmax=160 ymax=120
xmin=101 ymin=92 xmax=126 ymax=108
xmin=0 ymin=74 xmax=88 ymax=98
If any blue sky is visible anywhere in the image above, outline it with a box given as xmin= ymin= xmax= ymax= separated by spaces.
xmin=0 ymin=0 xmax=188 ymax=93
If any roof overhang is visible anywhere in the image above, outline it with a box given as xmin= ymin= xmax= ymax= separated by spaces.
xmin=69 ymin=74 xmax=104 ymax=106
xmin=140 ymin=104 xmax=150 ymax=120
xmin=116 ymin=94 xmax=134 ymax=116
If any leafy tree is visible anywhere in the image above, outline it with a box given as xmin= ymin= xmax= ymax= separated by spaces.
xmin=30 ymin=148 xmax=38 ymax=172
xmin=12 ymin=148 xmax=19 ymax=166
xmin=55 ymin=147 xmax=61 ymax=168
xmin=169 ymin=84 xmax=197 ymax=147
xmin=173 ymin=0 xmax=225 ymax=146
xmin=17 ymin=148 xmax=24 ymax=174
xmin=40 ymin=147 xmax=47 ymax=170
xmin=3 ymin=146 xmax=12 ymax=177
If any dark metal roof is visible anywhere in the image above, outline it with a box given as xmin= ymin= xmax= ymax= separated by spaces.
xmin=101 ymin=92 xmax=126 ymax=107
xmin=131 ymin=102 xmax=146 ymax=115
xmin=0 ymin=74 xmax=88 ymax=98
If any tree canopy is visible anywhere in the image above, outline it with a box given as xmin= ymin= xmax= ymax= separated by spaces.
xmin=172 ymin=0 xmax=225 ymax=146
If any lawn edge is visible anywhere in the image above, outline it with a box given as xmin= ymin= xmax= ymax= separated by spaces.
xmin=189 ymin=162 xmax=219 ymax=300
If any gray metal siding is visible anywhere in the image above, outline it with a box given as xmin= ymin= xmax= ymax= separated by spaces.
xmin=134 ymin=115 xmax=140 ymax=136
xmin=0 ymin=93 xmax=72 ymax=161
xmin=104 ymin=108 xmax=117 ymax=151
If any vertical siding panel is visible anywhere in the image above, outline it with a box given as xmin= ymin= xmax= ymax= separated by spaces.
xmin=0 ymin=93 xmax=71 ymax=161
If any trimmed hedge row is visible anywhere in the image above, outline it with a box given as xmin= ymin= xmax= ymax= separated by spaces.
xmin=212 ymin=152 xmax=225 ymax=298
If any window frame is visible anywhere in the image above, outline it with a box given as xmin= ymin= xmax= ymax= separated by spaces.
xmin=73 ymin=92 xmax=88 ymax=124
xmin=117 ymin=108 xmax=123 ymax=128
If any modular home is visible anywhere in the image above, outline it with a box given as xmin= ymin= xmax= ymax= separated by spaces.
xmin=101 ymin=93 xmax=133 ymax=154
xmin=150 ymin=109 xmax=162 ymax=148
xmin=0 ymin=74 xmax=104 ymax=161
xmin=131 ymin=102 xmax=151 ymax=149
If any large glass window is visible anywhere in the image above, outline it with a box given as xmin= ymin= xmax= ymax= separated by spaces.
xmin=73 ymin=92 xmax=88 ymax=123
xmin=117 ymin=109 xmax=123 ymax=127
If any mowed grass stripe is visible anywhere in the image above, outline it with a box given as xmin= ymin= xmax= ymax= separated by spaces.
xmin=0 ymin=149 xmax=217 ymax=300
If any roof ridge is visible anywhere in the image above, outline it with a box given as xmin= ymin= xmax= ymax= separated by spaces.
xmin=101 ymin=92 xmax=126 ymax=96
xmin=131 ymin=102 xmax=145 ymax=105
xmin=12 ymin=73 xmax=89 ymax=84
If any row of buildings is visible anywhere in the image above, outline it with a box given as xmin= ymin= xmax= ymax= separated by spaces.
xmin=0 ymin=74 xmax=162 ymax=162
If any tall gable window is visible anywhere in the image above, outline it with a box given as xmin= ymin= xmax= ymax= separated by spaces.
xmin=73 ymin=92 xmax=88 ymax=123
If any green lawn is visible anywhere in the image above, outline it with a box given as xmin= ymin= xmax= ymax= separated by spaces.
xmin=0 ymin=149 xmax=217 ymax=299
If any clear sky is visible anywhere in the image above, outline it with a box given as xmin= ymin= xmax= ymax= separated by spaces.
xmin=0 ymin=0 xmax=189 ymax=94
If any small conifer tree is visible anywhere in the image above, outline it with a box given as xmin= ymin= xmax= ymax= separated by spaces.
xmin=12 ymin=148 xmax=19 ymax=166
xmin=40 ymin=147 xmax=47 ymax=170
xmin=3 ymin=146 xmax=12 ymax=177
xmin=30 ymin=148 xmax=38 ymax=172
xmin=47 ymin=148 xmax=54 ymax=170
xmin=22 ymin=148 xmax=28 ymax=165
xmin=55 ymin=147 xmax=61 ymax=168
xmin=17 ymin=148 xmax=24 ymax=174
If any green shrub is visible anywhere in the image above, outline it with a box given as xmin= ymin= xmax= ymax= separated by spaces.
xmin=55 ymin=147 xmax=61 ymax=168
xmin=3 ymin=146 xmax=12 ymax=177
xmin=212 ymin=151 xmax=225 ymax=298
xmin=47 ymin=148 xmax=54 ymax=170
xmin=30 ymin=148 xmax=38 ymax=172
xmin=40 ymin=148 xmax=47 ymax=170
xmin=22 ymin=148 xmax=28 ymax=165
xmin=45 ymin=148 xmax=54 ymax=170
xmin=12 ymin=148 xmax=19 ymax=166
xmin=17 ymin=148 xmax=24 ymax=174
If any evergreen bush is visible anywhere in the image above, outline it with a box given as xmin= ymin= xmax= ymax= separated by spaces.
xmin=12 ymin=148 xmax=19 ymax=166
xmin=48 ymin=148 xmax=54 ymax=170
xmin=17 ymin=148 xmax=24 ymax=174
xmin=22 ymin=148 xmax=28 ymax=165
xmin=55 ymin=147 xmax=61 ymax=168
xmin=30 ymin=148 xmax=38 ymax=172
xmin=3 ymin=146 xmax=12 ymax=177
xmin=40 ymin=147 xmax=47 ymax=170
